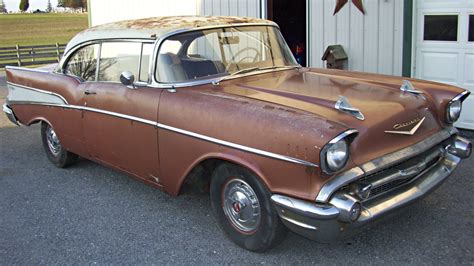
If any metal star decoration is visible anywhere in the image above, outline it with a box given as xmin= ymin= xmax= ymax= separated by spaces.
xmin=333 ymin=0 xmax=365 ymax=15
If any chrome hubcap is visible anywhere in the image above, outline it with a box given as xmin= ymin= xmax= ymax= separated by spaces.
xmin=222 ymin=178 xmax=261 ymax=233
xmin=45 ymin=125 xmax=61 ymax=156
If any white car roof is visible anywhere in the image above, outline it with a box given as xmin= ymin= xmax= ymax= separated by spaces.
xmin=65 ymin=16 xmax=277 ymax=53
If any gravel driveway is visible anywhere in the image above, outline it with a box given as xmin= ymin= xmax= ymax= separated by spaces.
xmin=0 ymin=74 xmax=473 ymax=264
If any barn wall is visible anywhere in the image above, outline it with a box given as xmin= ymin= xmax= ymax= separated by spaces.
xmin=308 ymin=0 xmax=404 ymax=75
xmin=197 ymin=0 xmax=261 ymax=18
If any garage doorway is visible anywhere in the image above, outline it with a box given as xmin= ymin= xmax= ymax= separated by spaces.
xmin=267 ymin=0 xmax=307 ymax=66
xmin=414 ymin=1 xmax=474 ymax=129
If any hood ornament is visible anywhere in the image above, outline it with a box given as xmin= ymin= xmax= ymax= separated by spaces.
xmin=335 ymin=96 xmax=365 ymax=120
xmin=385 ymin=116 xmax=425 ymax=135
xmin=401 ymin=80 xmax=423 ymax=95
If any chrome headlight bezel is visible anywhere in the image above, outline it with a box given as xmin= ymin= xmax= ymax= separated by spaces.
xmin=445 ymin=90 xmax=470 ymax=124
xmin=320 ymin=129 xmax=358 ymax=174
xmin=446 ymin=99 xmax=462 ymax=123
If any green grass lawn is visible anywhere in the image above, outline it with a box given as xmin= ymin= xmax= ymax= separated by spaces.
xmin=0 ymin=13 xmax=88 ymax=47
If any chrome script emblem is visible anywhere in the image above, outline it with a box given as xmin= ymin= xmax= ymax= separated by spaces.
xmin=385 ymin=117 xmax=425 ymax=135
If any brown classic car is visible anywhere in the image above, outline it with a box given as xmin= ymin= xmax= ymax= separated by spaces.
xmin=3 ymin=16 xmax=472 ymax=252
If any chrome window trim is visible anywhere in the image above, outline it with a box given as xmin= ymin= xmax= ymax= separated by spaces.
xmin=315 ymin=127 xmax=457 ymax=203
xmin=149 ymin=23 xmax=297 ymax=89
xmin=58 ymin=38 xmax=157 ymax=76
xmin=6 ymin=82 xmax=317 ymax=169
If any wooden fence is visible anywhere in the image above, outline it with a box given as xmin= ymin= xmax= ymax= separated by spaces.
xmin=0 ymin=43 xmax=66 ymax=69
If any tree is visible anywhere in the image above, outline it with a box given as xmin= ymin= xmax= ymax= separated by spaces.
xmin=46 ymin=0 xmax=53 ymax=12
xmin=19 ymin=0 xmax=29 ymax=12
xmin=58 ymin=0 xmax=87 ymax=11
xmin=0 ymin=0 xmax=7 ymax=13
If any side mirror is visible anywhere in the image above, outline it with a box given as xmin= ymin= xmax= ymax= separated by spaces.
xmin=120 ymin=71 xmax=136 ymax=89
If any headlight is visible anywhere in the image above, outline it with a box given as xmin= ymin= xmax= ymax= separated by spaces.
xmin=446 ymin=99 xmax=462 ymax=123
xmin=326 ymin=139 xmax=349 ymax=171
xmin=321 ymin=130 xmax=357 ymax=174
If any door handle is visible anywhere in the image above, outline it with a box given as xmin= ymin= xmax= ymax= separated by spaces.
xmin=84 ymin=90 xmax=96 ymax=95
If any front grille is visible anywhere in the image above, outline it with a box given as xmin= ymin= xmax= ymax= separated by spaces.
xmin=341 ymin=144 xmax=445 ymax=201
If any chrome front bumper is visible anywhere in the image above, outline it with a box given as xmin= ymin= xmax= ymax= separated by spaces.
xmin=2 ymin=103 xmax=19 ymax=126
xmin=271 ymin=132 xmax=471 ymax=243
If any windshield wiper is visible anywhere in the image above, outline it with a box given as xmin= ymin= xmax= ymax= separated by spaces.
xmin=212 ymin=65 xmax=300 ymax=85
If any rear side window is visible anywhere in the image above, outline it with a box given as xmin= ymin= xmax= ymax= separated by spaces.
xmin=97 ymin=42 xmax=153 ymax=82
xmin=65 ymin=44 xmax=100 ymax=81
xmin=98 ymin=42 xmax=142 ymax=82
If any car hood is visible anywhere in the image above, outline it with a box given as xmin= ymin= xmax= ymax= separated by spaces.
xmin=218 ymin=68 xmax=446 ymax=165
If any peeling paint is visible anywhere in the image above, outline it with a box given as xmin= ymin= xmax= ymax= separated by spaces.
xmin=66 ymin=16 xmax=275 ymax=53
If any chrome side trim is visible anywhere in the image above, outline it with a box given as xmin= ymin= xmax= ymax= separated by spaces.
xmin=8 ymin=101 xmax=318 ymax=168
xmin=7 ymin=82 xmax=69 ymax=104
xmin=5 ymin=65 xmax=51 ymax=74
xmin=316 ymin=127 xmax=456 ymax=203
xmin=156 ymin=122 xmax=318 ymax=167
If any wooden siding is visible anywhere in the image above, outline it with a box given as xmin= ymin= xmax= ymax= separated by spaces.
xmin=308 ymin=0 xmax=404 ymax=75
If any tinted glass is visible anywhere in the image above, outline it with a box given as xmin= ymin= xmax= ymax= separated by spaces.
xmin=424 ymin=15 xmax=458 ymax=41
xmin=469 ymin=15 xmax=474 ymax=42
xmin=65 ymin=44 xmax=99 ymax=81
xmin=98 ymin=42 xmax=141 ymax=82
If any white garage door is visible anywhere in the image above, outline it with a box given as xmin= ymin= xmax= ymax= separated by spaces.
xmin=415 ymin=0 xmax=474 ymax=129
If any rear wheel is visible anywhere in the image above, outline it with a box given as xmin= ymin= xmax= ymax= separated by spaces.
xmin=41 ymin=122 xmax=78 ymax=168
xmin=210 ymin=163 xmax=287 ymax=252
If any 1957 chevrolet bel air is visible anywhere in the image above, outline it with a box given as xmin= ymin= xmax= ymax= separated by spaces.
xmin=3 ymin=16 xmax=472 ymax=252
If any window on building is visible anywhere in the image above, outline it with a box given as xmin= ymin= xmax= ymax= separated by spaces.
xmin=64 ymin=44 xmax=100 ymax=81
xmin=469 ymin=15 xmax=474 ymax=42
xmin=423 ymin=15 xmax=458 ymax=41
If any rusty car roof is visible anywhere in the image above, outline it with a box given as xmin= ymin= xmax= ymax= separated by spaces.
xmin=65 ymin=16 xmax=277 ymax=53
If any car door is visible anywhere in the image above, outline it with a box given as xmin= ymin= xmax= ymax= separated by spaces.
xmin=77 ymin=41 xmax=162 ymax=183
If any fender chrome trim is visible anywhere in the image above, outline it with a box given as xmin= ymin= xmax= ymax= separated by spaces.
xmin=7 ymin=99 xmax=318 ymax=168
xmin=7 ymin=81 xmax=69 ymax=104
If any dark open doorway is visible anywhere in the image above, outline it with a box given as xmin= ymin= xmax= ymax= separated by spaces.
xmin=267 ymin=0 xmax=307 ymax=66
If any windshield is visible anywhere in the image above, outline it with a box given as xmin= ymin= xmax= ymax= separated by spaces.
xmin=155 ymin=26 xmax=298 ymax=83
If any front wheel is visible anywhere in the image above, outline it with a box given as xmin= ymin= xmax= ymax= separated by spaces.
xmin=41 ymin=122 xmax=78 ymax=168
xmin=210 ymin=163 xmax=287 ymax=252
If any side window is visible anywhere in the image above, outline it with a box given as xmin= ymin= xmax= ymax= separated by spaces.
xmin=64 ymin=44 xmax=99 ymax=81
xmin=98 ymin=42 xmax=142 ymax=82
